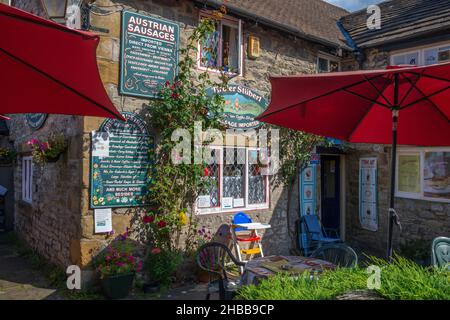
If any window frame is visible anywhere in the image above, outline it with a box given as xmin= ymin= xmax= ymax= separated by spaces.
xmin=196 ymin=146 xmax=270 ymax=215
xmin=197 ymin=11 xmax=244 ymax=77
xmin=390 ymin=41 xmax=450 ymax=66
xmin=317 ymin=53 xmax=341 ymax=73
xmin=21 ymin=156 xmax=33 ymax=204
xmin=396 ymin=147 xmax=450 ymax=203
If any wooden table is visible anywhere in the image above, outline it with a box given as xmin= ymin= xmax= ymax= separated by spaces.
xmin=241 ymin=255 xmax=336 ymax=285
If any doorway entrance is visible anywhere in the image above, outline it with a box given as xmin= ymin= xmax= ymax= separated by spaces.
xmin=320 ymin=155 xmax=341 ymax=236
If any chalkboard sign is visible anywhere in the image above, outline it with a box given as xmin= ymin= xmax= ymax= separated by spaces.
xmin=90 ymin=112 xmax=154 ymax=208
xmin=120 ymin=11 xmax=180 ymax=98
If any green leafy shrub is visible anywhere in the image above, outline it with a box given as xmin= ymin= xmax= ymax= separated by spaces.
xmin=145 ymin=247 xmax=183 ymax=286
xmin=27 ymin=132 xmax=67 ymax=165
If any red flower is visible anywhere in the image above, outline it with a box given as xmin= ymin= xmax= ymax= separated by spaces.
xmin=151 ymin=248 xmax=161 ymax=255
xmin=171 ymin=93 xmax=180 ymax=100
xmin=203 ymin=167 xmax=209 ymax=177
xmin=143 ymin=215 xmax=155 ymax=224
xmin=157 ymin=220 xmax=167 ymax=228
xmin=165 ymin=81 xmax=171 ymax=87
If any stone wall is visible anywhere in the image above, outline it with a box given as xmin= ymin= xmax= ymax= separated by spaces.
xmin=345 ymin=145 xmax=450 ymax=257
xmin=78 ymin=0 xmax=339 ymax=264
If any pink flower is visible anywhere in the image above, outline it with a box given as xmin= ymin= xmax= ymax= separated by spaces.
xmin=116 ymin=262 xmax=125 ymax=267
xmin=143 ymin=215 xmax=155 ymax=224
xmin=27 ymin=139 xmax=39 ymax=146
xmin=136 ymin=260 xmax=143 ymax=272
xmin=151 ymin=248 xmax=161 ymax=255
xmin=105 ymin=255 xmax=111 ymax=262
xmin=157 ymin=220 xmax=167 ymax=228
xmin=40 ymin=142 xmax=49 ymax=151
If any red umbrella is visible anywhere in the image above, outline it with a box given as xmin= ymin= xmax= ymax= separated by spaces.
xmin=0 ymin=3 xmax=124 ymax=120
xmin=257 ymin=63 xmax=450 ymax=258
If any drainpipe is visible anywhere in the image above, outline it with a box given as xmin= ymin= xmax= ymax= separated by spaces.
xmin=337 ymin=20 xmax=365 ymax=68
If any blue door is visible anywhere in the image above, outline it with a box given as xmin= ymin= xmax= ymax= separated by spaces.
xmin=320 ymin=155 xmax=340 ymax=234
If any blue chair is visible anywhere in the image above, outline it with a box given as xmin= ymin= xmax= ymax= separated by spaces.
xmin=232 ymin=212 xmax=252 ymax=232
xmin=302 ymin=215 xmax=341 ymax=250
xmin=432 ymin=237 xmax=450 ymax=270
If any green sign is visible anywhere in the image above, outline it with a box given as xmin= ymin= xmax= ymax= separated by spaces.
xmin=207 ymin=85 xmax=268 ymax=129
xmin=26 ymin=113 xmax=47 ymax=130
xmin=120 ymin=11 xmax=180 ymax=98
xmin=90 ymin=112 xmax=154 ymax=209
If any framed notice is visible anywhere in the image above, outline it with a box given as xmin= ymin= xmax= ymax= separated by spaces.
xmin=398 ymin=154 xmax=420 ymax=194
xmin=94 ymin=208 xmax=113 ymax=234
xmin=90 ymin=112 xmax=154 ymax=208
xmin=359 ymin=157 xmax=378 ymax=232
xmin=120 ymin=11 xmax=180 ymax=98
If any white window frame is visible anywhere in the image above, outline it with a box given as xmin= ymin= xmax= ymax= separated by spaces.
xmin=390 ymin=41 xmax=450 ymax=66
xmin=21 ymin=156 xmax=33 ymax=204
xmin=197 ymin=11 xmax=243 ymax=77
xmin=396 ymin=147 xmax=450 ymax=203
xmin=317 ymin=53 xmax=341 ymax=73
xmin=196 ymin=146 xmax=270 ymax=215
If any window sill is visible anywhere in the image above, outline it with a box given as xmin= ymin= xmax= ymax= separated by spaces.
xmin=196 ymin=205 xmax=270 ymax=216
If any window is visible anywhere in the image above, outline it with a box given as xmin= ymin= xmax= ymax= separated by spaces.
xmin=198 ymin=12 xmax=243 ymax=75
xmin=197 ymin=147 xmax=269 ymax=214
xmin=391 ymin=43 xmax=450 ymax=66
xmin=22 ymin=156 xmax=33 ymax=203
xmin=317 ymin=55 xmax=340 ymax=73
xmin=396 ymin=148 xmax=450 ymax=203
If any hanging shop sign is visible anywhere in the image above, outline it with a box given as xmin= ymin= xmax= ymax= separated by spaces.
xmin=207 ymin=85 xmax=268 ymax=129
xmin=359 ymin=157 xmax=378 ymax=232
xmin=90 ymin=112 xmax=154 ymax=209
xmin=120 ymin=10 xmax=180 ymax=98
xmin=26 ymin=113 xmax=47 ymax=130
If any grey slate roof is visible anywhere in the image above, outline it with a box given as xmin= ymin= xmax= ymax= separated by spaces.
xmin=194 ymin=0 xmax=350 ymax=49
xmin=340 ymin=0 xmax=450 ymax=49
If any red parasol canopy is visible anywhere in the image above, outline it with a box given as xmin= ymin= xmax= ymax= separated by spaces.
xmin=0 ymin=3 xmax=124 ymax=120
xmin=257 ymin=63 xmax=450 ymax=258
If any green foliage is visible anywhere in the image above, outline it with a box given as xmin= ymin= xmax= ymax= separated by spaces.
xmin=145 ymin=17 xmax=227 ymax=253
xmin=0 ymin=146 xmax=14 ymax=164
xmin=27 ymin=132 xmax=67 ymax=165
xmin=144 ymin=248 xmax=183 ymax=286
xmin=399 ymin=239 xmax=431 ymax=265
xmin=237 ymin=255 xmax=450 ymax=300
xmin=95 ymin=238 xmax=143 ymax=279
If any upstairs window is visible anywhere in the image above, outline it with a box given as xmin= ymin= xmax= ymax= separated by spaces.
xmin=198 ymin=12 xmax=243 ymax=75
xmin=391 ymin=43 xmax=450 ymax=66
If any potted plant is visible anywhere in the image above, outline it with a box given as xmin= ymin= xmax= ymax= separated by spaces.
xmin=0 ymin=147 xmax=14 ymax=165
xmin=95 ymin=237 xmax=143 ymax=299
xmin=27 ymin=132 xmax=67 ymax=165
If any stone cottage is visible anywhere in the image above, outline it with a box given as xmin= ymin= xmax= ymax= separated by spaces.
xmin=3 ymin=0 xmax=354 ymax=273
xmin=2 ymin=0 xmax=448 ymax=278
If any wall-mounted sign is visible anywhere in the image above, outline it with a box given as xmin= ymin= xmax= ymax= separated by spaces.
xmin=26 ymin=113 xmax=47 ymax=130
xmin=120 ymin=11 xmax=180 ymax=98
xmin=90 ymin=112 xmax=154 ymax=209
xmin=359 ymin=157 xmax=378 ymax=232
xmin=299 ymin=164 xmax=318 ymax=255
xmin=207 ymin=85 xmax=268 ymax=129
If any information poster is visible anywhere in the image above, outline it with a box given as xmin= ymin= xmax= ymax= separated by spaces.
xmin=398 ymin=155 xmax=421 ymax=193
xmin=359 ymin=158 xmax=378 ymax=232
xmin=120 ymin=11 xmax=180 ymax=98
xmin=94 ymin=208 xmax=113 ymax=234
xmin=424 ymin=152 xmax=450 ymax=200
xmin=299 ymin=163 xmax=318 ymax=254
xmin=90 ymin=112 xmax=154 ymax=208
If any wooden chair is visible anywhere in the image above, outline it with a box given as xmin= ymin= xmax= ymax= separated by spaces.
xmin=196 ymin=242 xmax=246 ymax=300
xmin=310 ymin=243 xmax=358 ymax=268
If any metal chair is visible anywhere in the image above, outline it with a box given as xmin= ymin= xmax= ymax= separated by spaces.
xmin=432 ymin=237 xmax=450 ymax=270
xmin=302 ymin=215 xmax=341 ymax=251
xmin=196 ymin=242 xmax=246 ymax=300
xmin=310 ymin=243 xmax=358 ymax=268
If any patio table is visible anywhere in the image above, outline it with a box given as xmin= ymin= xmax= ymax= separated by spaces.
xmin=241 ymin=255 xmax=336 ymax=285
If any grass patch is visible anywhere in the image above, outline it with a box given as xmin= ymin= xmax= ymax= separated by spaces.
xmin=236 ymin=255 xmax=450 ymax=300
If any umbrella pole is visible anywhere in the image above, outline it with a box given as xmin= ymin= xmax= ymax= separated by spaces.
xmin=387 ymin=73 xmax=400 ymax=260
xmin=387 ymin=110 xmax=398 ymax=260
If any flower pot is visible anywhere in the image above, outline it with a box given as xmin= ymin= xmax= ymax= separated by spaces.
xmin=143 ymin=281 xmax=161 ymax=294
xmin=101 ymin=273 xmax=135 ymax=299
xmin=45 ymin=153 xmax=61 ymax=163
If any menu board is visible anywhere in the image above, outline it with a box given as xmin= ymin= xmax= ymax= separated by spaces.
xmin=120 ymin=11 xmax=179 ymax=98
xmin=398 ymin=155 xmax=421 ymax=193
xmin=90 ymin=112 xmax=154 ymax=208
xmin=424 ymin=152 xmax=450 ymax=200
xmin=359 ymin=158 xmax=378 ymax=232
